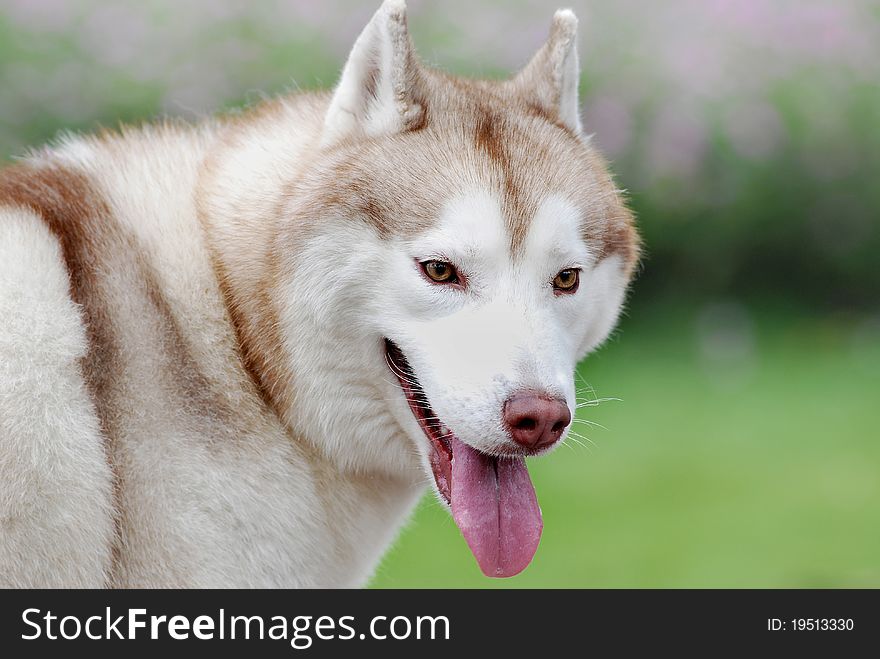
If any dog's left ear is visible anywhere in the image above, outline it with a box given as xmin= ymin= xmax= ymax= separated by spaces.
xmin=322 ymin=0 xmax=425 ymax=146
xmin=511 ymin=9 xmax=582 ymax=134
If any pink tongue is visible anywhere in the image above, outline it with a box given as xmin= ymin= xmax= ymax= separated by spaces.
xmin=450 ymin=437 xmax=542 ymax=577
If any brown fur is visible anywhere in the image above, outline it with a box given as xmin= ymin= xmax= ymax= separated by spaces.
xmin=0 ymin=163 xmax=238 ymax=431
xmin=281 ymin=68 xmax=638 ymax=269
xmin=0 ymin=164 xmax=118 ymax=427
xmin=0 ymin=4 xmax=640 ymax=588
xmin=0 ymin=162 xmax=252 ymax=579
xmin=193 ymin=101 xmax=301 ymax=421
xmin=473 ymin=106 xmax=536 ymax=254
xmin=205 ymin=230 xmax=288 ymax=417
xmin=0 ymin=163 xmax=125 ymax=574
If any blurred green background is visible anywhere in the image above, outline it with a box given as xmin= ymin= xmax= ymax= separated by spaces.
xmin=1 ymin=0 xmax=877 ymax=587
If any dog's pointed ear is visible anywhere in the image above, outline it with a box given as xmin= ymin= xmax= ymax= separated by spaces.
xmin=321 ymin=0 xmax=425 ymax=146
xmin=512 ymin=9 xmax=582 ymax=134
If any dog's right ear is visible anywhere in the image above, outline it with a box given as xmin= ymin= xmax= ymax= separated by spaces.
xmin=511 ymin=9 xmax=582 ymax=134
xmin=321 ymin=0 xmax=426 ymax=147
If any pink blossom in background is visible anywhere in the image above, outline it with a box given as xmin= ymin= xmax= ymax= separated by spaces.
xmin=644 ymin=99 xmax=708 ymax=185
xmin=0 ymin=0 xmax=878 ymax=194
xmin=46 ymin=61 xmax=100 ymax=123
xmin=191 ymin=0 xmax=249 ymax=22
xmin=661 ymin=38 xmax=728 ymax=100
xmin=79 ymin=4 xmax=149 ymax=68
xmin=161 ymin=60 xmax=236 ymax=117
xmin=584 ymin=94 xmax=633 ymax=159
xmin=271 ymin=0 xmax=328 ymax=26
xmin=723 ymin=101 xmax=785 ymax=162
xmin=3 ymin=0 xmax=76 ymax=33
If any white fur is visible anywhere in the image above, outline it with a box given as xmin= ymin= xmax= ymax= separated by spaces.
xmin=0 ymin=208 xmax=114 ymax=587
xmin=372 ymin=192 xmax=624 ymax=460
xmin=322 ymin=0 xmax=420 ymax=146
xmin=513 ymin=8 xmax=583 ymax=134
xmin=278 ymin=216 xmax=425 ymax=477
xmin=552 ymin=10 xmax=583 ymax=134
xmin=0 ymin=126 xmax=424 ymax=588
xmin=0 ymin=2 xmax=634 ymax=587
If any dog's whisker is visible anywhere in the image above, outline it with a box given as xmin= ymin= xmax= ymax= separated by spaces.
xmin=567 ymin=429 xmax=598 ymax=450
xmin=563 ymin=436 xmax=593 ymax=454
xmin=576 ymin=397 xmax=621 ymax=408
xmin=383 ymin=354 xmax=422 ymax=384
xmin=571 ymin=418 xmax=608 ymax=431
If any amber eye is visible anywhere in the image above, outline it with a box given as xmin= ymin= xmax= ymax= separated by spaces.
xmin=553 ymin=268 xmax=580 ymax=293
xmin=421 ymin=260 xmax=458 ymax=284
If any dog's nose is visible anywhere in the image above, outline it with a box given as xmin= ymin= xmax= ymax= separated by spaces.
xmin=503 ymin=392 xmax=571 ymax=452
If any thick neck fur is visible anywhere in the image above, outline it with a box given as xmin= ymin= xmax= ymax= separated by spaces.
xmin=197 ymin=96 xmax=325 ymax=419
xmin=197 ymin=94 xmax=425 ymax=482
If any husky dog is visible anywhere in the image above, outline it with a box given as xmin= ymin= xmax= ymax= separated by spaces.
xmin=0 ymin=1 xmax=638 ymax=587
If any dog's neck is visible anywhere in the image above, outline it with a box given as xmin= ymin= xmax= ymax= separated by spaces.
xmin=197 ymin=96 xmax=323 ymax=420
xmin=197 ymin=94 xmax=423 ymax=483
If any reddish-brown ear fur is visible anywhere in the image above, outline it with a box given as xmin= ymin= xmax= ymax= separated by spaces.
xmin=510 ymin=9 xmax=583 ymax=134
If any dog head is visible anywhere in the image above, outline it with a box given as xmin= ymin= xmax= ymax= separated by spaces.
xmin=274 ymin=0 xmax=639 ymax=577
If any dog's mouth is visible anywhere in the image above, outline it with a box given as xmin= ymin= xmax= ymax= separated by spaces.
xmin=384 ymin=339 xmax=454 ymax=504
xmin=384 ymin=338 xmax=542 ymax=578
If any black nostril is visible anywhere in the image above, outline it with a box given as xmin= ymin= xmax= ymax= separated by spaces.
xmin=551 ymin=420 xmax=566 ymax=434
xmin=514 ymin=418 xmax=537 ymax=431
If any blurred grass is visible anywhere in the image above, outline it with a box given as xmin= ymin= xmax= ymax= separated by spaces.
xmin=371 ymin=304 xmax=880 ymax=587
